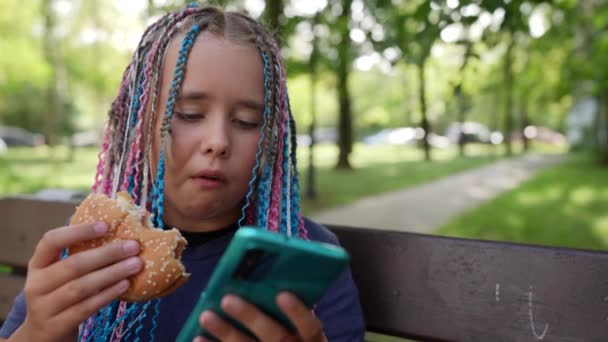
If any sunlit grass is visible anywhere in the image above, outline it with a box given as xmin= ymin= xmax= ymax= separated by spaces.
xmin=0 ymin=142 xmax=566 ymax=215
xmin=438 ymin=153 xmax=608 ymax=251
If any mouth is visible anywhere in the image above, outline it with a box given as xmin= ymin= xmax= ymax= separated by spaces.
xmin=191 ymin=169 xmax=227 ymax=185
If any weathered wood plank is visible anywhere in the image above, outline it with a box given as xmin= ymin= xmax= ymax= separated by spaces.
xmin=0 ymin=197 xmax=77 ymax=268
xmin=330 ymin=225 xmax=608 ymax=342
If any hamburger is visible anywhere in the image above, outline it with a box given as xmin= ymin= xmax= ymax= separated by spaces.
xmin=69 ymin=191 xmax=190 ymax=302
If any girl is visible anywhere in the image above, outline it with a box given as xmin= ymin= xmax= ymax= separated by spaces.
xmin=0 ymin=3 xmax=364 ymax=342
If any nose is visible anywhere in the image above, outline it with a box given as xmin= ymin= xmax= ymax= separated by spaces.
xmin=201 ymin=116 xmax=230 ymax=158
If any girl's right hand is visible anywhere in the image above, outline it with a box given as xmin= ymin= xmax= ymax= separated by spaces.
xmin=9 ymin=222 xmax=143 ymax=342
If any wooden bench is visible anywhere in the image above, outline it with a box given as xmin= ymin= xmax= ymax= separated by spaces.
xmin=2 ymin=197 xmax=608 ymax=341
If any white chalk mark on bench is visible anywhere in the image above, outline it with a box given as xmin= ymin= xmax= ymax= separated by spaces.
xmin=528 ymin=286 xmax=549 ymax=340
xmin=495 ymin=283 xmax=500 ymax=302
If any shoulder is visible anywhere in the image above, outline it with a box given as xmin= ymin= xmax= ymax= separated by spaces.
xmin=302 ymin=217 xmax=339 ymax=245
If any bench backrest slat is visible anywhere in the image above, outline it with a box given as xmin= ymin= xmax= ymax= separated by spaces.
xmin=0 ymin=197 xmax=77 ymax=323
xmin=0 ymin=197 xmax=78 ymax=268
xmin=2 ymin=197 xmax=608 ymax=341
xmin=329 ymin=225 xmax=608 ymax=341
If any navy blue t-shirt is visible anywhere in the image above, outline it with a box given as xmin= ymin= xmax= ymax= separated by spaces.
xmin=0 ymin=218 xmax=365 ymax=341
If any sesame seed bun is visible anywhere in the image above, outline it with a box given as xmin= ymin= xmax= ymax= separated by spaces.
xmin=69 ymin=191 xmax=190 ymax=302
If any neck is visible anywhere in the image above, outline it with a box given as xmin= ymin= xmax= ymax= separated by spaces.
xmin=162 ymin=202 xmax=243 ymax=232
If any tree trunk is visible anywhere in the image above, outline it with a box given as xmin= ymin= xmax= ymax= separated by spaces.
xmin=418 ymin=59 xmax=431 ymax=162
xmin=335 ymin=0 xmax=353 ymax=169
xmin=306 ymin=14 xmax=320 ymax=198
xmin=597 ymin=92 xmax=608 ymax=163
xmin=455 ymin=84 xmax=466 ymax=157
xmin=401 ymin=72 xmax=411 ymax=126
xmin=43 ymin=0 xmax=60 ymax=159
xmin=263 ymin=0 xmax=283 ymax=43
xmin=457 ymin=43 xmax=473 ymax=158
xmin=520 ymin=100 xmax=530 ymax=152
xmin=503 ymin=32 xmax=515 ymax=156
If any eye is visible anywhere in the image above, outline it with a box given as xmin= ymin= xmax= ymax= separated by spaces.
xmin=233 ymin=119 xmax=260 ymax=129
xmin=175 ymin=112 xmax=203 ymax=122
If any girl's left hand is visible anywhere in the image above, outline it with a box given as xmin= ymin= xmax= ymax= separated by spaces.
xmin=195 ymin=292 xmax=327 ymax=342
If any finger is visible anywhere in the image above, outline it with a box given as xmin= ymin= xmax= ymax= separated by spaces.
xmin=221 ymin=295 xmax=291 ymax=342
xmin=277 ymin=292 xmax=326 ymax=341
xmin=33 ymin=240 xmax=140 ymax=294
xmin=193 ymin=337 xmax=215 ymax=342
xmin=54 ymin=279 xmax=130 ymax=330
xmin=44 ymin=256 xmax=143 ymax=315
xmin=199 ymin=310 xmax=256 ymax=342
xmin=29 ymin=222 xmax=109 ymax=269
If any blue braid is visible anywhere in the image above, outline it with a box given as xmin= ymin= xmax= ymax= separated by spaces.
xmin=153 ymin=151 xmax=166 ymax=229
xmin=149 ymin=299 xmax=161 ymax=341
xmin=238 ymin=50 xmax=273 ymax=228
xmin=102 ymin=302 xmax=140 ymax=341
xmin=129 ymin=56 xmax=148 ymax=129
xmin=162 ymin=24 xmax=200 ymax=126
xmin=100 ymin=301 xmax=120 ymax=340
xmin=285 ymin=93 xmax=302 ymax=237
xmin=256 ymin=164 xmax=273 ymax=227
xmin=152 ymin=24 xmax=200 ymax=228
xmin=121 ymin=304 xmax=142 ymax=341
xmin=133 ymin=301 xmax=153 ymax=342
xmin=138 ymin=24 xmax=201 ymax=342
xmin=258 ymin=51 xmax=276 ymax=214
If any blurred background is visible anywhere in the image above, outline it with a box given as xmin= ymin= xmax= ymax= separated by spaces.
xmin=0 ymin=0 xmax=606 ymax=250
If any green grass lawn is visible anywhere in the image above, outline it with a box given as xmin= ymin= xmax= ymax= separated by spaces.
xmin=438 ymin=153 xmax=608 ymax=251
xmin=0 ymin=142 xmax=564 ymax=216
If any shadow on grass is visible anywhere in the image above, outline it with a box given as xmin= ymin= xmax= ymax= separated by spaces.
xmin=439 ymin=154 xmax=608 ymax=251
xmin=301 ymin=155 xmax=500 ymax=215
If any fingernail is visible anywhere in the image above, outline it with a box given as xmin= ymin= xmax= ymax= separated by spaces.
xmin=124 ymin=257 xmax=142 ymax=273
xmin=123 ymin=240 xmax=139 ymax=254
xmin=222 ymin=295 xmax=242 ymax=312
xmin=199 ymin=311 xmax=217 ymax=329
xmin=94 ymin=222 xmax=108 ymax=235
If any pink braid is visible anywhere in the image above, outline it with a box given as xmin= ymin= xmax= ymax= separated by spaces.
xmin=298 ymin=213 xmax=308 ymax=239
xmin=92 ymin=126 xmax=111 ymax=193
xmin=120 ymin=34 xmax=166 ymax=195
xmin=266 ymin=69 xmax=289 ymax=232
xmin=80 ymin=317 xmax=93 ymax=341
xmin=110 ymin=301 xmax=128 ymax=342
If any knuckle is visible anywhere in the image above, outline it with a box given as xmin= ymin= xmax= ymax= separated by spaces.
xmin=41 ymin=230 xmax=60 ymax=249
xmin=64 ymin=256 xmax=83 ymax=276
xmin=75 ymin=302 xmax=95 ymax=320
xmin=23 ymin=283 xmax=38 ymax=300
xmin=66 ymin=281 xmax=89 ymax=300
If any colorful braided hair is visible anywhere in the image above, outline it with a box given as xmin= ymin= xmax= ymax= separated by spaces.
xmin=81 ymin=3 xmax=307 ymax=341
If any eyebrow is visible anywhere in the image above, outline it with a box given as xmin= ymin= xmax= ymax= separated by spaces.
xmin=178 ymin=91 xmax=265 ymax=112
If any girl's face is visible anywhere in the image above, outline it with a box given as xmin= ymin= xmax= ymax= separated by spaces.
xmin=151 ymin=32 xmax=265 ymax=232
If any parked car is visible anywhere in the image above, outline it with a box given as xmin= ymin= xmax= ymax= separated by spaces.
xmin=445 ymin=122 xmax=492 ymax=144
xmin=71 ymin=130 xmax=102 ymax=147
xmin=296 ymin=127 xmax=338 ymax=147
xmin=362 ymin=127 xmax=420 ymax=145
xmin=0 ymin=138 xmax=6 ymax=155
xmin=511 ymin=126 xmax=567 ymax=145
xmin=0 ymin=126 xmax=45 ymax=146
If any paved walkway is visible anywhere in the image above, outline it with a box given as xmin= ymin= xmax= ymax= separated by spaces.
xmin=313 ymin=153 xmax=564 ymax=234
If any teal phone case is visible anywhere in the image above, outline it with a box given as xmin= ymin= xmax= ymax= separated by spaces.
xmin=176 ymin=226 xmax=350 ymax=341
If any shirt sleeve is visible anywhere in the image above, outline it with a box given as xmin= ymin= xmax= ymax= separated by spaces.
xmin=315 ymin=266 xmax=366 ymax=341
xmin=302 ymin=218 xmax=366 ymax=341
xmin=0 ymin=291 xmax=26 ymax=339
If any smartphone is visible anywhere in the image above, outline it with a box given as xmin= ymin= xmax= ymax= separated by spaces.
xmin=176 ymin=226 xmax=350 ymax=341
